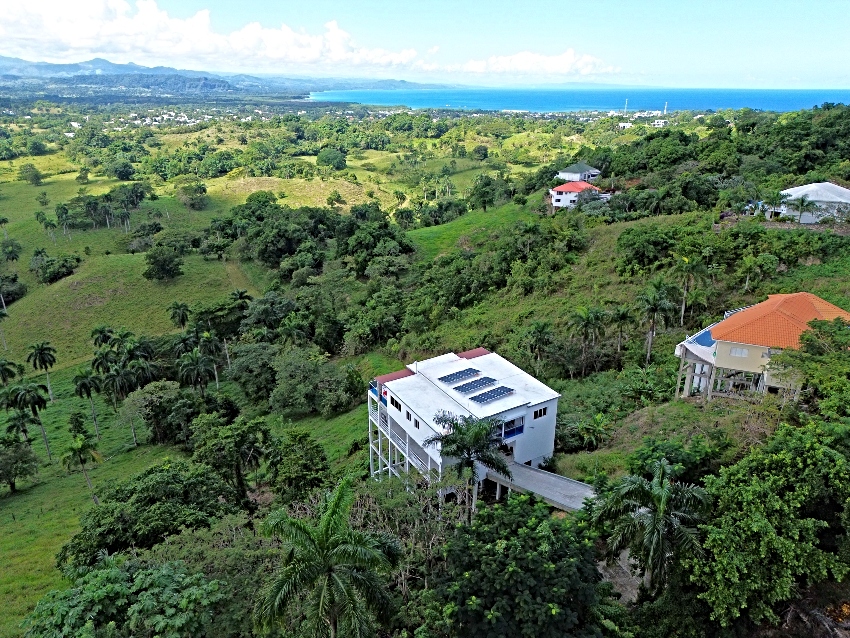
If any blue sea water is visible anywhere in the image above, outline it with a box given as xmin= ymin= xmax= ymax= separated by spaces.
xmin=309 ymin=87 xmax=850 ymax=113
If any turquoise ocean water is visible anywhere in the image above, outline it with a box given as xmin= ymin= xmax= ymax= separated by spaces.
xmin=310 ymin=87 xmax=850 ymax=113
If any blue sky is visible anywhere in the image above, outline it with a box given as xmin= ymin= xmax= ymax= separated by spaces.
xmin=2 ymin=0 xmax=850 ymax=87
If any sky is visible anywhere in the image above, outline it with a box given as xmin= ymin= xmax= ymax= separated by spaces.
xmin=1 ymin=0 xmax=849 ymax=88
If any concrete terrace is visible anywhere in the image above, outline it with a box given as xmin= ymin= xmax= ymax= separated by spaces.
xmin=487 ymin=461 xmax=596 ymax=511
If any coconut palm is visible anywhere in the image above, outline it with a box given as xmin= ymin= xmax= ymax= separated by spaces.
xmin=168 ymin=301 xmax=190 ymax=332
xmin=0 ymin=358 xmax=21 ymax=386
xmin=592 ymin=458 xmax=708 ymax=594
xmin=198 ymin=331 xmax=222 ymax=391
xmin=636 ymin=278 xmax=677 ymax=365
xmin=568 ymin=306 xmax=607 ymax=376
xmin=26 ymin=342 xmax=57 ymax=401
xmin=61 ymin=434 xmax=104 ymax=505
xmin=424 ymin=412 xmax=511 ymax=517
xmin=256 ymin=478 xmax=399 ymax=637
xmin=178 ymin=348 xmax=214 ymax=398
xmin=763 ymin=190 xmax=788 ymax=219
xmin=90 ymin=325 xmax=114 ymax=348
xmin=73 ymin=368 xmax=102 ymax=440
xmin=788 ymin=194 xmax=819 ymax=223
xmin=12 ymin=381 xmax=50 ymax=460
xmin=670 ymin=255 xmax=707 ymax=326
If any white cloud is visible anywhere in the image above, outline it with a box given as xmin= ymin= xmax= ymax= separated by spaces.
xmin=0 ymin=1 xmax=614 ymax=80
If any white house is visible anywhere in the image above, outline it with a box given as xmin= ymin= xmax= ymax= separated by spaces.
xmin=367 ymin=348 xmax=560 ymax=481
xmin=652 ymin=119 xmax=670 ymax=128
xmin=548 ymin=181 xmax=604 ymax=208
xmin=618 ymin=122 xmax=634 ymax=130
xmin=777 ymin=182 xmax=850 ymax=223
xmin=555 ymin=162 xmax=601 ymax=182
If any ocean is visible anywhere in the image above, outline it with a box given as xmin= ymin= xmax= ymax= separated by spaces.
xmin=309 ymin=87 xmax=850 ymax=113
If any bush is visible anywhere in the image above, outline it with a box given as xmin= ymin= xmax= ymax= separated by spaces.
xmin=142 ymin=245 xmax=184 ymax=281
xmin=26 ymin=139 xmax=48 ymax=156
xmin=176 ymin=181 xmax=209 ymax=210
xmin=316 ymin=147 xmax=347 ymax=170
xmin=17 ymin=163 xmax=44 ymax=186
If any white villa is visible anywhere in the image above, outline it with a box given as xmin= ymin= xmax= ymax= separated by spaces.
xmin=652 ymin=119 xmax=670 ymax=128
xmin=675 ymin=292 xmax=850 ymax=400
xmin=368 ymin=349 xmax=560 ymax=482
xmin=555 ymin=162 xmax=601 ymax=183
xmin=548 ymin=181 xmax=606 ymax=208
xmin=776 ymin=182 xmax=850 ymax=223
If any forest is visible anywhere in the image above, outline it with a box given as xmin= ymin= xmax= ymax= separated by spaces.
xmin=2 ymin=98 xmax=850 ymax=638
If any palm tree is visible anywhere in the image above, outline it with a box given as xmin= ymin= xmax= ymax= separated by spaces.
xmin=788 ymin=194 xmax=819 ymax=223
xmin=178 ymin=348 xmax=214 ymax=398
xmin=0 ymin=215 xmax=8 ymax=239
xmin=637 ymin=278 xmax=677 ymax=365
xmin=90 ymin=325 xmax=114 ymax=348
xmin=592 ymin=458 xmax=708 ymax=594
xmin=91 ymin=347 xmax=117 ymax=374
xmin=229 ymin=289 xmax=253 ymax=310
xmin=256 ymin=478 xmax=398 ymax=637
xmin=6 ymin=409 xmax=36 ymax=445
xmin=0 ymin=358 xmax=21 ymax=385
xmin=26 ymin=342 xmax=57 ymax=401
xmin=12 ymin=381 xmax=50 ymax=460
xmin=278 ymin=313 xmax=306 ymax=346
xmin=173 ymin=332 xmax=198 ymax=357
xmin=424 ymin=412 xmax=511 ymax=516
xmin=568 ymin=306 xmax=607 ymax=376
xmin=523 ymin=320 xmax=553 ymax=376
xmin=671 ymin=255 xmax=707 ymax=326
xmin=763 ymin=190 xmax=788 ymax=219
xmin=61 ymin=434 xmax=104 ymax=505
xmin=198 ymin=331 xmax=222 ymax=391
xmin=101 ymin=365 xmax=136 ymax=411
xmin=73 ymin=368 xmax=102 ymax=440
xmin=168 ymin=301 xmax=190 ymax=332
xmin=608 ymin=305 xmax=635 ymax=353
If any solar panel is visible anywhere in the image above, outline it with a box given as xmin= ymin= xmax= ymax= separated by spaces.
xmin=454 ymin=376 xmax=496 ymax=394
xmin=438 ymin=368 xmax=479 ymax=384
xmin=470 ymin=386 xmax=514 ymax=404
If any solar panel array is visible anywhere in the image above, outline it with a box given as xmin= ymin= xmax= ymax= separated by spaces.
xmin=454 ymin=376 xmax=496 ymax=394
xmin=438 ymin=368 xmax=479 ymax=384
xmin=470 ymin=386 xmax=514 ymax=404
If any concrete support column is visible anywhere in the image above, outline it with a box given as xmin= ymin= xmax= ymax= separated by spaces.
xmin=707 ymin=365 xmax=717 ymax=401
xmin=683 ymin=362 xmax=695 ymax=398
xmin=675 ymin=355 xmax=686 ymax=399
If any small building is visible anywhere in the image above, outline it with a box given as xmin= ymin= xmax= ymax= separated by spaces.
xmin=652 ymin=119 xmax=669 ymax=128
xmin=778 ymin=182 xmax=850 ymax=223
xmin=367 ymin=349 xmax=559 ymax=481
xmin=675 ymin=293 xmax=850 ymax=400
xmin=618 ymin=122 xmax=634 ymax=130
xmin=556 ymin=162 xmax=601 ymax=183
xmin=548 ymin=181 xmax=602 ymax=208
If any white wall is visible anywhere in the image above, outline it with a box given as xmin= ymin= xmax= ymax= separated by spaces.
xmin=510 ymin=399 xmax=557 ymax=465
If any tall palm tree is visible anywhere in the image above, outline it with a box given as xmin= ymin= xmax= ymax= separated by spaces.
xmin=12 ymin=381 xmax=50 ymax=460
xmin=101 ymin=365 xmax=136 ymax=410
xmin=26 ymin=342 xmax=57 ymax=401
xmin=608 ymin=305 xmax=635 ymax=353
xmin=6 ymin=409 xmax=36 ymax=445
xmin=91 ymin=347 xmax=118 ymax=374
xmin=424 ymin=412 xmax=511 ymax=516
xmin=61 ymin=434 xmax=104 ymax=505
xmin=173 ymin=332 xmax=198 ymax=357
xmin=763 ymin=190 xmax=788 ymax=219
xmin=178 ymin=348 xmax=214 ymax=398
xmin=523 ymin=320 xmax=553 ymax=376
xmin=256 ymin=478 xmax=399 ymax=638
xmin=568 ymin=306 xmax=607 ymax=376
xmin=637 ymin=278 xmax=677 ymax=365
xmin=168 ymin=301 xmax=190 ymax=332
xmin=592 ymin=458 xmax=708 ymax=594
xmin=229 ymin=289 xmax=253 ymax=310
xmin=91 ymin=325 xmax=114 ymax=348
xmin=788 ymin=194 xmax=819 ymax=223
xmin=73 ymin=368 xmax=102 ymax=440
xmin=0 ymin=358 xmax=21 ymax=385
xmin=671 ymin=255 xmax=707 ymax=326
xmin=198 ymin=331 xmax=222 ymax=391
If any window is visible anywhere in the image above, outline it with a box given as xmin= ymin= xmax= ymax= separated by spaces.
xmin=730 ymin=347 xmax=749 ymax=358
xmin=390 ymin=396 xmax=401 ymax=411
xmin=533 ymin=406 xmax=548 ymax=420
xmin=414 ymin=419 xmax=419 ymax=429
xmin=406 ymin=410 xmax=411 ymax=421
xmin=503 ymin=418 xmax=524 ymax=439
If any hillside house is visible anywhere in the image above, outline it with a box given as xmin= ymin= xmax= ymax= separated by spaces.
xmin=548 ymin=181 xmax=603 ymax=208
xmin=675 ymin=293 xmax=850 ymax=400
xmin=618 ymin=122 xmax=634 ymax=130
xmin=556 ymin=162 xmax=601 ymax=182
xmin=652 ymin=119 xmax=670 ymax=128
xmin=777 ymin=182 xmax=850 ymax=223
xmin=368 ymin=349 xmax=560 ymax=482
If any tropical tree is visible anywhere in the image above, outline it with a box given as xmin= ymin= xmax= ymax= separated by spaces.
xmin=229 ymin=289 xmax=253 ymax=309
xmin=26 ymin=341 xmax=57 ymax=401
xmin=608 ymin=305 xmax=635 ymax=353
xmin=73 ymin=368 xmax=103 ymax=440
xmin=763 ymin=190 xmax=788 ymax=219
xmin=0 ymin=434 xmax=38 ymax=493
xmin=592 ymin=458 xmax=708 ymax=594
xmin=91 ymin=325 xmax=115 ymax=348
xmin=198 ymin=331 xmax=222 ymax=391
xmin=61 ymin=434 xmax=104 ymax=505
xmin=636 ymin=278 xmax=677 ymax=365
xmin=522 ymin=320 xmax=552 ymax=376
xmin=424 ymin=412 xmax=511 ymax=515
xmin=5 ymin=409 xmax=36 ymax=445
xmin=178 ymin=348 xmax=214 ymax=398
xmin=568 ymin=305 xmax=607 ymax=376
xmin=0 ymin=358 xmax=21 ymax=385
xmin=788 ymin=194 xmax=819 ymax=223
xmin=256 ymin=477 xmax=399 ymax=637
xmin=670 ymin=255 xmax=707 ymax=325
xmin=168 ymin=301 xmax=190 ymax=331
xmin=12 ymin=381 xmax=50 ymax=460
xmin=0 ymin=215 xmax=8 ymax=239
xmin=101 ymin=365 xmax=136 ymax=411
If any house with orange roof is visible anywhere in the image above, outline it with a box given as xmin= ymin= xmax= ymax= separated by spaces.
xmin=548 ymin=181 xmax=602 ymax=208
xmin=674 ymin=292 xmax=850 ymax=399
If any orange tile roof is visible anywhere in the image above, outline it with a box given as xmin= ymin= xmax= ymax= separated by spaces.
xmin=457 ymin=347 xmax=490 ymax=359
xmin=710 ymin=292 xmax=850 ymax=349
xmin=551 ymin=181 xmax=600 ymax=193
